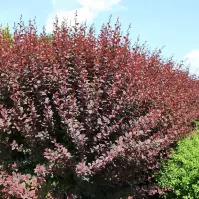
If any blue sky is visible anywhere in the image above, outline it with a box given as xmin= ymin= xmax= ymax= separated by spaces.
xmin=0 ymin=0 xmax=199 ymax=75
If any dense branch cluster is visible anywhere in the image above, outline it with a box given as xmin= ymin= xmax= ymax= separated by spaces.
xmin=0 ymin=17 xmax=199 ymax=198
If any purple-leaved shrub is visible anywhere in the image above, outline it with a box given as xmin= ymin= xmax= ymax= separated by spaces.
xmin=0 ymin=16 xmax=199 ymax=198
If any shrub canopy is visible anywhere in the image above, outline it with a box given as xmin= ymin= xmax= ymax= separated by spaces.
xmin=0 ymin=17 xmax=199 ymax=198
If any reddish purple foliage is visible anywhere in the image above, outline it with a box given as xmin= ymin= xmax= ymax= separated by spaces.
xmin=0 ymin=16 xmax=199 ymax=198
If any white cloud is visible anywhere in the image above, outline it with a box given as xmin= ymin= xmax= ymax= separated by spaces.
xmin=45 ymin=7 xmax=96 ymax=33
xmin=184 ymin=50 xmax=199 ymax=75
xmin=78 ymin=0 xmax=121 ymax=11
xmin=46 ymin=0 xmax=122 ymax=32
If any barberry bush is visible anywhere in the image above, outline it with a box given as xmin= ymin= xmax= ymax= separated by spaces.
xmin=0 ymin=16 xmax=199 ymax=198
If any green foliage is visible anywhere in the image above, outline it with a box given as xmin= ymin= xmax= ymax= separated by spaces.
xmin=156 ymin=130 xmax=199 ymax=199
xmin=1 ymin=25 xmax=13 ymax=42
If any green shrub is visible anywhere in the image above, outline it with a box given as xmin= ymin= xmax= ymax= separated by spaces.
xmin=156 ymin=130 xmax=199 ymax=199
